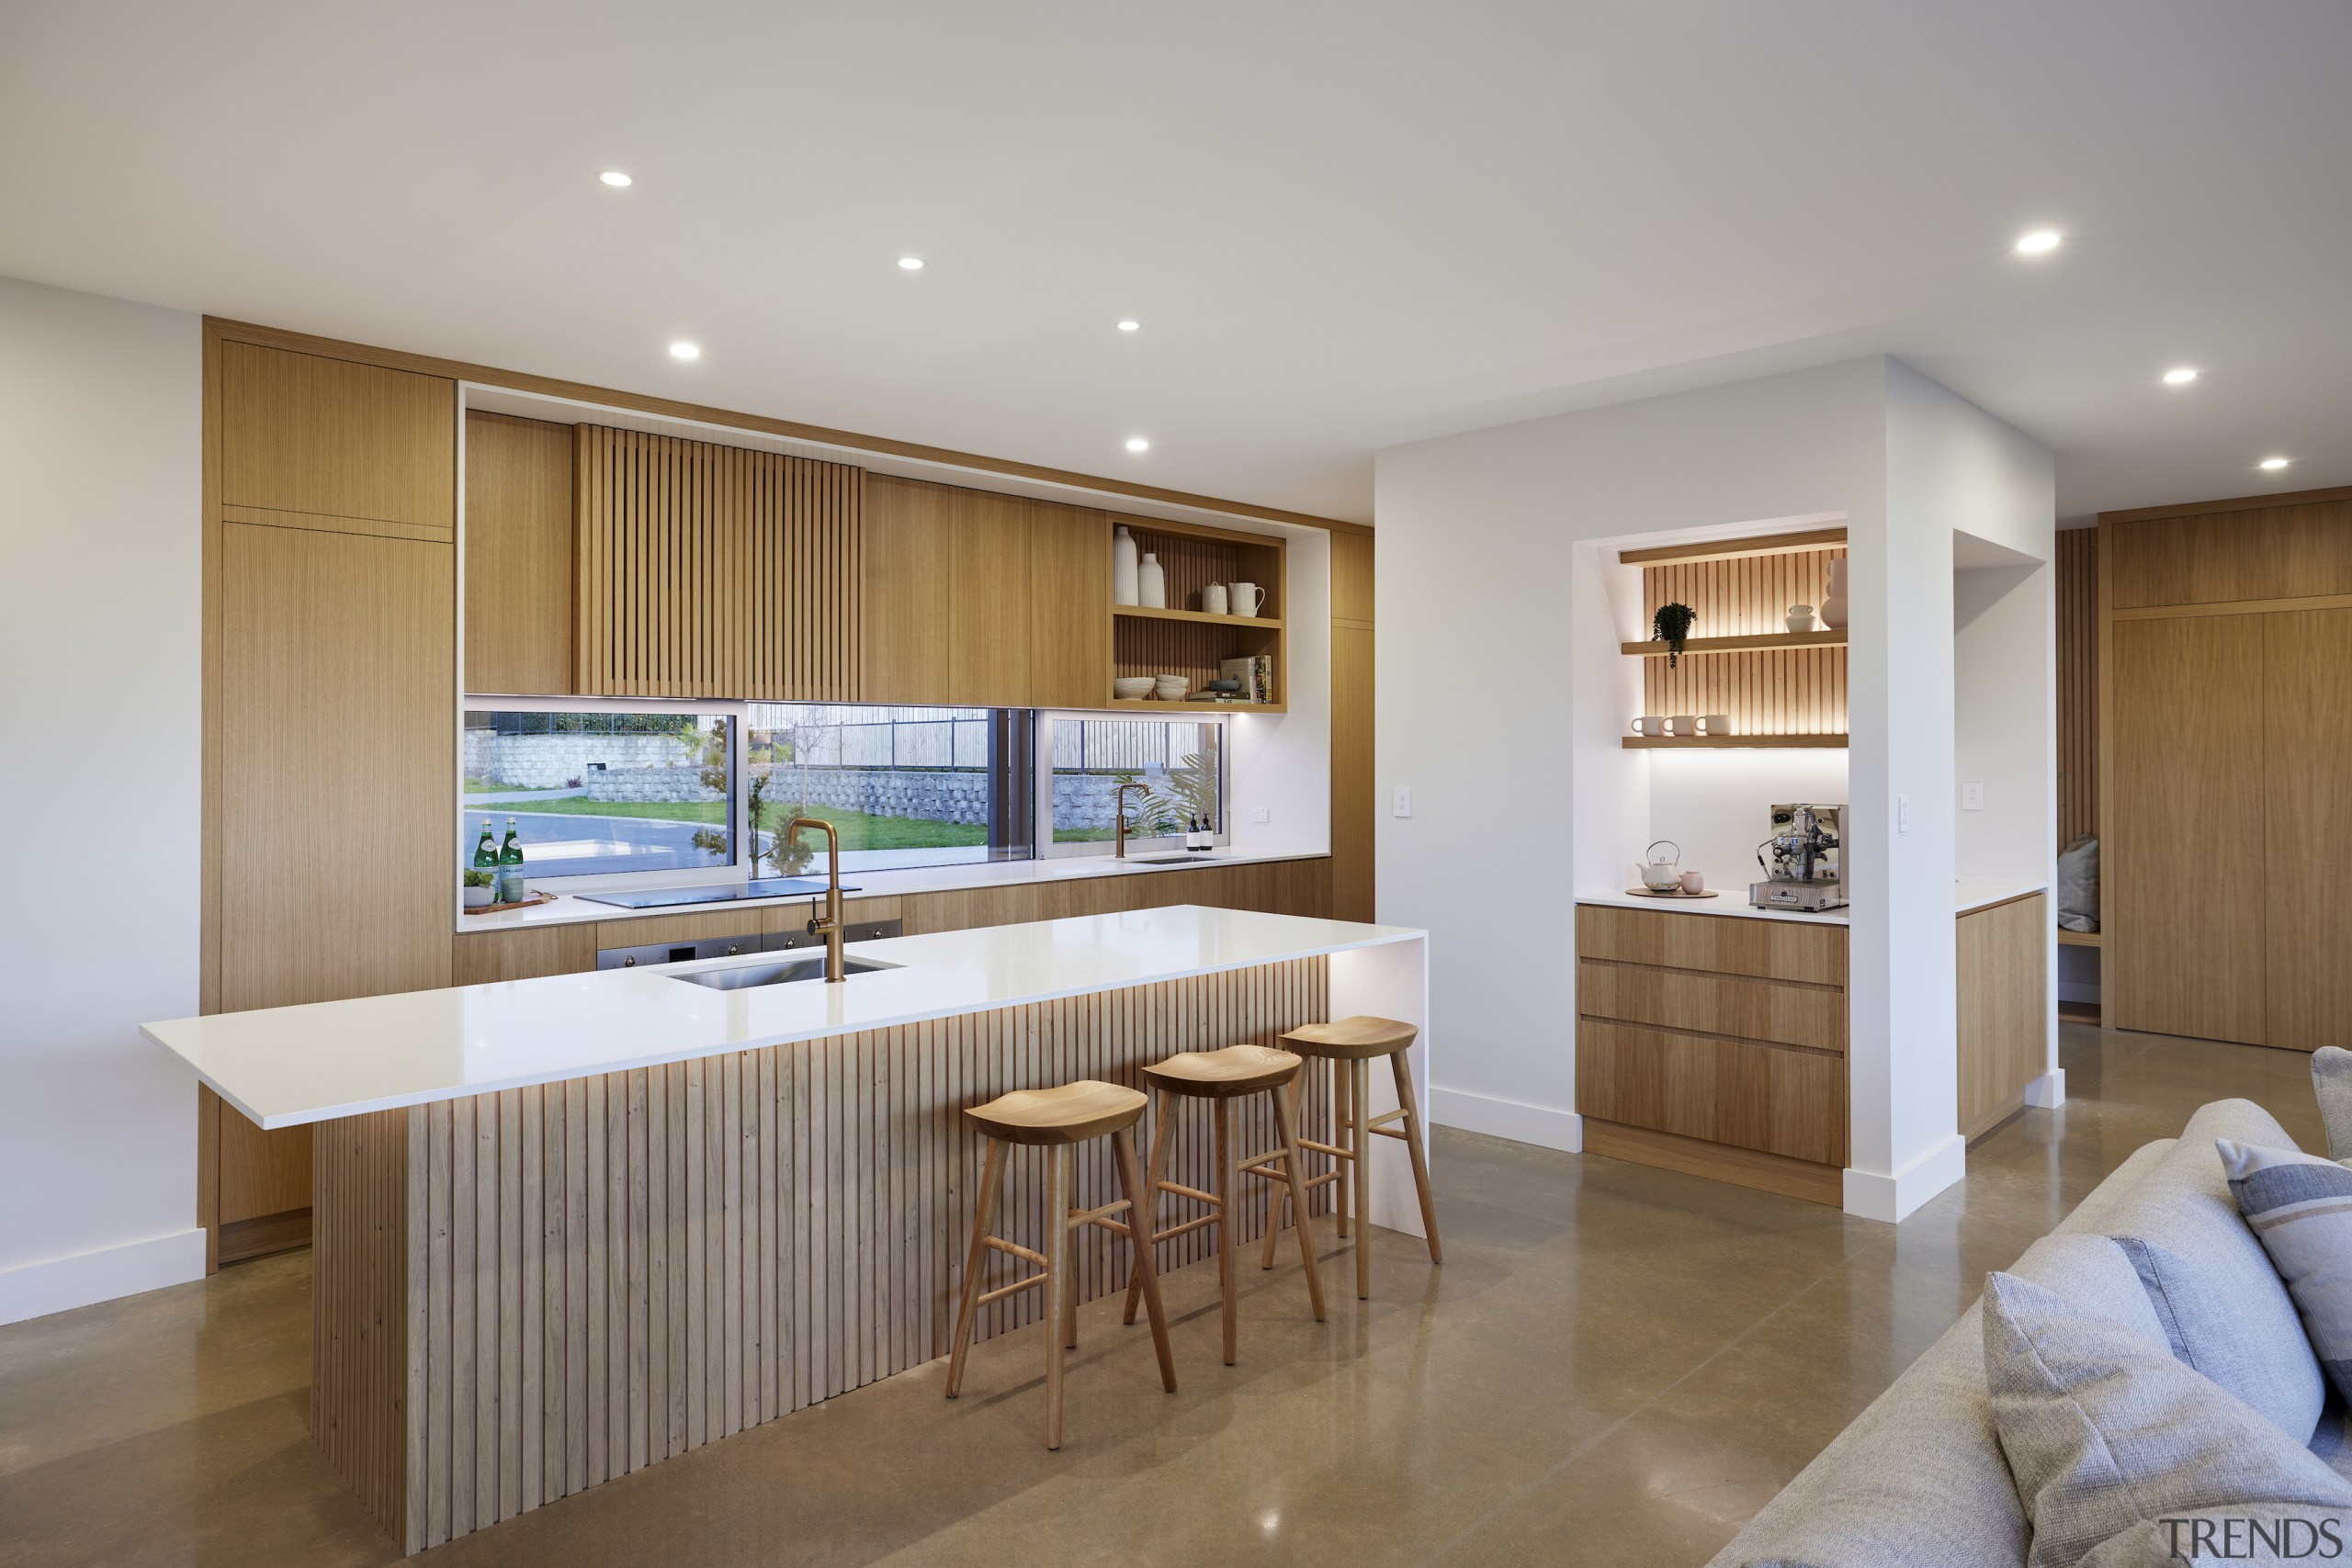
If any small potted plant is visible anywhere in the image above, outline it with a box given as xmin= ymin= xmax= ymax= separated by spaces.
xmin=1652 ymin=602 xmax=1697 ymax=669
xmin=463 ymin=868 xmax=496 ymax=909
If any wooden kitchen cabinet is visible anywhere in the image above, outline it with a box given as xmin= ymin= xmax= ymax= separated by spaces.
xmin=1026 ymin=499 xmax=1112 ymax=707
xmin=947 ymin=487 xmax=1033 ymax=705
xmin=462 ymin=410 xmax=574 ymax=694
xmin=220 ymin=341 xmax=454 ymax=536
xmin=2264 ymin=607 xmax=2352 ymax=1051
xmin=858 ymin=475 xmax=954 ymax=704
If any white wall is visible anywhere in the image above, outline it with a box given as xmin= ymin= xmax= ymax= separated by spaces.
xmin=0 ymin=276 xmax=205 ymax=1324
xmin=1227 ymin=525 xmax=1331 ymax=854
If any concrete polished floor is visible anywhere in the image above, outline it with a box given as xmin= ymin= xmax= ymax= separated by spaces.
xmin=0 ymin=1021 xmax=2324 ymax=1568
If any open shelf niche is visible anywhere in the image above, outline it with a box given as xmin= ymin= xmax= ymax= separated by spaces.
xmin=1620 ymin=527 xmax=1849 ymax=749
xmin=1108 ymin=516 xmax=1287 ymax=712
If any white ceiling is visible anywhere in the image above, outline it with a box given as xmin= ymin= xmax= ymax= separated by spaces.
xmin=6 ymin=1 xmax=2347 ymax=527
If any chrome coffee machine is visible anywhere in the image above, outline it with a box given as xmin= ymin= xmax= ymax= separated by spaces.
xmin=1750 ymin=803 xmax=1848 ymax=912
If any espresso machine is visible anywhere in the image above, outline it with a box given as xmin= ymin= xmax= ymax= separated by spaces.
xmin=1750 ymin=803 xmax=1848 ymax=912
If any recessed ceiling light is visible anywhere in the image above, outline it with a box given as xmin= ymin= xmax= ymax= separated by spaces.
xmin=2015 ymin=230 xmax=2062 ymax=255
xmin=598 ymin=170 xmax=632 ymax=188
xmin=2161 ymin=367 xmax=2198 ymax=385
xmin=897 ymin=256 xmax=925 ymax=271
xmin=1117 ymin=320 xmax=1140 ymax=333
xmin=1125 ymin=437 xmax=1149 ymax=453
xmin=668 ymin=341 xmax=701 ymax=360
xmin=2260 ymin=456 xmax=2290 ymax=470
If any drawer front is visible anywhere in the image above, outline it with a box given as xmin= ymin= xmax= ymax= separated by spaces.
xmin=1576 ymin=1020 xmax=1846 ymax=1167
xmin=1577 ymin=958 xmax=1845 ymax=1054
xmin=1575 ymin=904 xmax=1847 ymax=987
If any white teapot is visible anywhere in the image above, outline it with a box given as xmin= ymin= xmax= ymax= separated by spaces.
xmin=1640 ymin=840 xmax=1682 ymax=891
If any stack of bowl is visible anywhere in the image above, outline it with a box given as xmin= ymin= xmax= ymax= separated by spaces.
xmin=1152 ymin=674 xmax=1190 ymax=702
xmin=1113 ymin=676 xmax=1156 ymax=701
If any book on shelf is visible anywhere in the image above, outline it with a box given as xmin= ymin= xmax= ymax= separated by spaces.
xmin=1218 ymin=655 xmax=1274 ymax=703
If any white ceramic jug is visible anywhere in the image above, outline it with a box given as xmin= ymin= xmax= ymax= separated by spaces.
xmin=1203 ymin=582 xmax=1229 ymax=615
xmin=1228 ymin=581 xmax=1264 ymax=617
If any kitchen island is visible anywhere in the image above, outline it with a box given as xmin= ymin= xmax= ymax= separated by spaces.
xmin=142 ymin=906 xmax=1430 ymax=1552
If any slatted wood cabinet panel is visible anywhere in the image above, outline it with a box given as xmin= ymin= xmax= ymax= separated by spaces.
xmin=220 ymin=340 xmax=456 ymax=538
xmin=2055 ymin=528 xmax=2098 ymax=846
xmin=1639 ymin=545 xmax=1848 ymax=737
xmin=313 ymin=961 xmax=1333 ymax=1553
xmin=574 ymin=424 xmax=862 ymax=700
xmin=1957 ymin=893 xmax=2049 ymax=1138
xmin=464 ymin=411 xmax=574 ymax=694
xmin=1574 ymin=905 xmax=1849 ymax=1201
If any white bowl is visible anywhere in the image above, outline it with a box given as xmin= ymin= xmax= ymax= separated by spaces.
xmin=1152 ymin=675 xmax=1190 ymax=700
xmin=1113 ymin=677 xmax=1156 ymax=699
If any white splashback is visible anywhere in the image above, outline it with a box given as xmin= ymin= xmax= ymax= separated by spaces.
xmin=1643 ymin=749 xmax=1852 ymax=897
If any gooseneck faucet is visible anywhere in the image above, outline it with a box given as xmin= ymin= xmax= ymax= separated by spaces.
xmin=1114 ymin=782 xmax=1151 ymax=861
xmin=786 ymin=818 xmax=848 ymax=982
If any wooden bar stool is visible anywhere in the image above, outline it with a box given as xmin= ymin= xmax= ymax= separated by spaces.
xmin=944 ymin=1079 xmax=1176 ymax=1450
xmin=1264 ymin=1017 xmax=1442 ymax=1300
xmin=1121 ymin=1044 xmax=1325 ymax=1365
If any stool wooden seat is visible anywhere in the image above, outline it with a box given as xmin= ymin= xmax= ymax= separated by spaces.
xmin=1270 ymin=1016 xmax=1441 ymax=1300
xmin=1123 ymin=1044 xmax=1324 ymax=1364
xmin=945 ymin=1079 xmax=1174 ymax=1450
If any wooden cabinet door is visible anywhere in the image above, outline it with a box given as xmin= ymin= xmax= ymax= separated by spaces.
xmin=1026 ymin=500 xmax=1110 ymax=708
xmin=946 ymin=489 xmax=1032 ymax=706
xmin=2264 ymin=608 xmax=2352 ymax=1051
xmin=220 ymin=342 xmax=454 ymax=535
xmin=2109 ymin=615 xmax=2267 ymax=1043
xmin=1331 ymin=623 xmax=1374 ymax=920
xmin=218 ymin=523 xmax=455 ymax=1010
xmin=858 ymin=476 xmax=953 ymax=704
xmin=463 ymin=411 xmax=574 ymax=694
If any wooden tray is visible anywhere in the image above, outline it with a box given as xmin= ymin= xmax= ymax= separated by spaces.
xmin=463 ymin=889 xmax=558 ymax=916
xmin=1622 ymin=886 xmax=1720 ymax=899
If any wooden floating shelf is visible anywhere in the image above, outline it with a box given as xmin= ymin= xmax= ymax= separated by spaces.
xmin=1109 ymin=698 xmax=1287 ymax=715
xmin=1622 ymin=734 xmax=1849 ymax=750
xmin=2055 ymin=929 xmax=2102 ymax=948
xmin=1620 ymin=630 xmax=1846 ymax=657
xmin=1618 ymin=526 xmax=1847 ymax=569
xmin=1113 ymin=604 xmax=1284 ymax=631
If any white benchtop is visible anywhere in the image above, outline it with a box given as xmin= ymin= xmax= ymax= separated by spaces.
xmin=1576 ymin=877 xmax=2048 ymax=926
xmin=144 ymin=906 xmax=1423 ymax=1131
xmin=459 ymin=846 xmax=1329 ymax=934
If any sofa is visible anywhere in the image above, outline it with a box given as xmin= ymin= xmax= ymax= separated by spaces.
xmin=1707 ymin=1099 xmax=2344 ymax=1567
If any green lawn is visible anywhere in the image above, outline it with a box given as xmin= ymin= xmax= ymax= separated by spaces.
xmin=464 ymin=778 xmax=560 ymax=794
xmin=509 ymin=795 xmax=984 ymax=852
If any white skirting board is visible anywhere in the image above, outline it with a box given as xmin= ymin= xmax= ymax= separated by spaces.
xmin=1842 ymin=1133 xmax=1968 ymax=1224
xmin=0 ymin=1227 xmax=207 ymax=1327
xmin=1430 ymin=1087 xmax=1583 ymax=1153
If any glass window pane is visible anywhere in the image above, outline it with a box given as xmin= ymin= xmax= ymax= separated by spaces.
xmin=1050 ymin=718 xmax=1222 ymax=844
xmin=745 ymin=704 xmax=1001 ymax=874
xmin=461 ymin=708 xmax=736 ymax=878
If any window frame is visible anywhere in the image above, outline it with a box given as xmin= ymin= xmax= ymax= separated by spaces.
xmin=1034 ymin=709 xmax=1229 ymax=861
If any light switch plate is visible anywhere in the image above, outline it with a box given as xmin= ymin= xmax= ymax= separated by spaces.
xmin=1898 ymin=794 xmax=1912 ymax=833
xmin=1250 ymin=807 xmax=1271 ymax=824
xmin=1392 ymin=786 xmax=1413 ymax=818
xmin=1962 ymin=783 xmax=1985 ymax=811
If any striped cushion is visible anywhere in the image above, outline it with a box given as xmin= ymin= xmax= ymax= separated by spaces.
xmin=2222 ymin=1139 xmax=2352 ymax=1405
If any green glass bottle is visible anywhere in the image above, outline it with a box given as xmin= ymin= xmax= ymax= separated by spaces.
xmin=497 ymin=817 xmax=525 ymax=902
xmin=472 ymin=818 xmax=498 ymax=868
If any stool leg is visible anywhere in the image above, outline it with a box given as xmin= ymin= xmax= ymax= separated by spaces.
xmin=1213 ymin=1096 xmax=1237 ymax=1365
xmin=1270 ymin=1080 xmax=1327 ymax=1321
xmin=1259 ymin=1083 xmax=1287 ymax=1273
xmin=1351 ymin=1058 xmax=1374 ymax=1301
xmin=1112 ymin=1126 xmax=1177 ymax=1393
xmin=945 ymin=1139 xmax=1008 ymax=1399
xmin=1123 ymin=1090 xmax=1174 ymax=1326
xmin=1391 ymin=1047 xmax=1442 ymax=1265
xmin=1332 ymin=1056 xmax=1352 ymax=1239
xmin=1043 ymin=1144 xmax=1072 ymax=1450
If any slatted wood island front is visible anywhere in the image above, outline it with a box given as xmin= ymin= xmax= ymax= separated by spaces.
xmin=145 ymin=908 xmax=1431 ymax=1553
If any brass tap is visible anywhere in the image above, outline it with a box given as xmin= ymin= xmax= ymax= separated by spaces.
xmin=1114 ymin=782 xmax=1151 ymax=860
xmin=786 ymin=818 xmax=847 ymax=982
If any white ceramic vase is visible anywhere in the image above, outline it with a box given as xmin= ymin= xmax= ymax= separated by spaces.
xmin=1113 ymin=525 xmax=1140 ymax=606
xmin=1137 ymin=552 xmax=1165 ymax=609
xmin=1820 ymin=560 xmax=1849 ymax=630
xmin=1786 ymin=604 xmax=1815 ymax=633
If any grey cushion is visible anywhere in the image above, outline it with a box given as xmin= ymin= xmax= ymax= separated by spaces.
xmin=1982 ymin=1271 xmax=2352 ymax=1568
xmin=2312 ymin=1048 xmax=2352 ymax=1162
xmin=2222 ymin=1139 xmax=2352 ymax=1406
xmin=2101 ymin=1101 xmax=2324 ymax=1441
xmin=2056 ymin=835 xmax=2099 ymax=932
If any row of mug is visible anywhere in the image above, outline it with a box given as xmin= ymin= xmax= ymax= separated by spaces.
xmin=1631 ymin=713 xmax=1733 ymax=738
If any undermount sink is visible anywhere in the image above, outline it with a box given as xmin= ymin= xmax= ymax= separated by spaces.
xmin=1125 ymin=854 xmax=1210 ymax=865
xmin=666 ymin=955 xmax=899 ymax=991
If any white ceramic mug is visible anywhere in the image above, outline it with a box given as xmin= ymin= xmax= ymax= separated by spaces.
xmin=1666 ymin=714 xmax=1700 ymax=737
xmin=1228 ymin=581 xmax=1264 ymax=617
xmin=1699 ymin=713 xmax=1734 ymax=737
xmin=1202 ymin=582 xmax=1229 ymax=615
xmin=1630 ymin=716 xmax=1669 ymax=737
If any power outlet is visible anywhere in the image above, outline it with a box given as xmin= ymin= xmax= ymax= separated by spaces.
xmin=1962 ymin=782 xmax=1985 ymax=811
xmin=1392 ymin=786 xmax=1413 ymax=819
xmin=1898 ymin=794 xmax=1912 ymax=834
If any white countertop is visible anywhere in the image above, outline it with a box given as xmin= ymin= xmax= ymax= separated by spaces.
xmin=145 ymin=906 xmax=1422 ymax=1130
xmin=1576 ymin=877 xmax=2048 ymax=926
xmin=460 ymin=846 xmax=1329 ymax=934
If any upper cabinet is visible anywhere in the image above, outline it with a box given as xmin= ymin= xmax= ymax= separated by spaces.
xmin=946 ymin=488 xmax=1034 ymax=706
xmin=1026 ymin=500 xmax=1113 ymax=709
xmin=463 ymin=412 xmax=574 ymax=694
xmin=573 ymin=423 xmax=864 ymax=700
xmin=220 ymin=342 xmax=455 ymax=537
xmin=861 ymin=476 xmax=955 ymax=704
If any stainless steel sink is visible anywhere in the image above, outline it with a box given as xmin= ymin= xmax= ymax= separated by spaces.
xmin=1126 ymin=854 xmax=1210 ymax=865
xmin=665 ymin=955 xmax=899 ymax=991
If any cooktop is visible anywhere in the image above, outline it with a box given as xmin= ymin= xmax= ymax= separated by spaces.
xmin=574 ymin=877 xmax=862 ymax=911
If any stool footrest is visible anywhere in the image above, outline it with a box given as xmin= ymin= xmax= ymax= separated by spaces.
xmin=1297 ymin=1137 xmax=1353 ymax=1162
xmin=1151 ymin=1212 xmax=1220 ymax=1243
xmin=985 ymin=1235 xmax=1048 ymax=1268
xmin=978 ymin=1274 xmax=1046 ymax=1306
xmin=1155 ymin=1179 xmax=1221 ymax=1207
xmin=1067 ymin=1198 xmax=1132 ymax=1229
xmin=1367 ymin=1108 xmax=1408 ymax=1130
xmin=1370 ymin=1123 xmax=1411 ymax=1143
